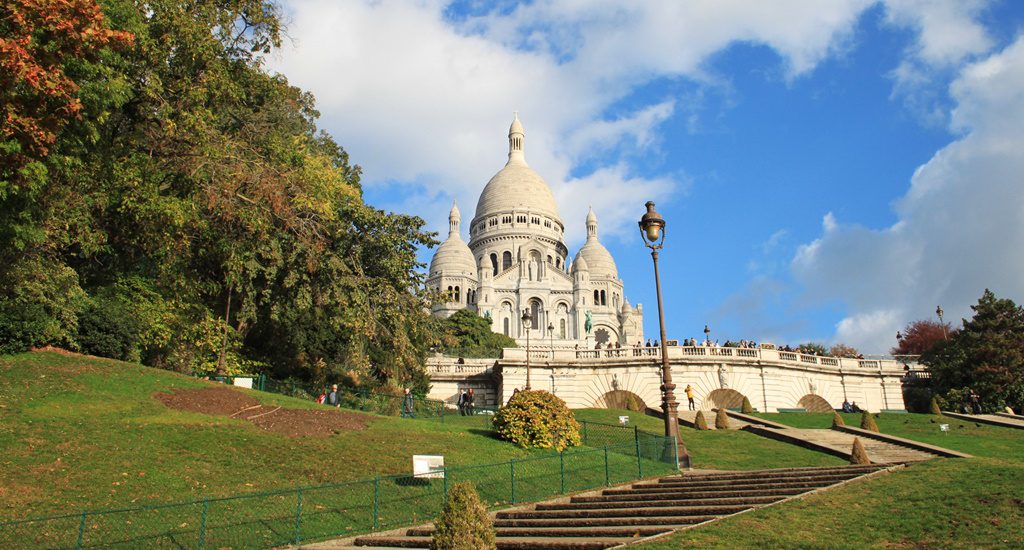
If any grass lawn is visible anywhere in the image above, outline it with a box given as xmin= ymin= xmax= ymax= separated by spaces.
xmin=636 ymin=412 xmax=1024 ymax=548
xmin=0 ymin=352 xmax=676 ymax=548
xmin=574 ymin=409 xmax=846 ymax=470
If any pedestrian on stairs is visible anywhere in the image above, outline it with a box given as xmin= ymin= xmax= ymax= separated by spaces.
xmin=685 ymin=384 xmax=696 ymax=410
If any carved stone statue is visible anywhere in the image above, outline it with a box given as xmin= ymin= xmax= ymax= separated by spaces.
xmin=718 ymin=365 xmax=728 ymax=389
xmin=483 ymin=310 xmax=492 ymax=321
xmin=808 ymin=378 xmax=817 ymax=395
xmin=584 ymin=310 xmax=593 ymax=334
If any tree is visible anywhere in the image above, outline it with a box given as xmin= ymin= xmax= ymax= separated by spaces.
xmin=435 ymin=309 xmax=517 ymax=358
xmin=798 ymin=342 xmax=827 ymax=356
xmin=891 ymin=320 xmax=951 ymax=356
xmin=431 ymin=482 xmax=496 ymax=550
xmin=829 ymin=343 xmax=860 ymax=359
xmin=924 ymin=290 xmax=1024 ymax=413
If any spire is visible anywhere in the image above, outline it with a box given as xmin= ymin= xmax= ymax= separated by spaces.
xmin=586 ymin=206 xmax=598 ymax=240
xmin=508 ymin=112 xmax=525 ymax=162
xmin=448 ymin=200 xmax=461 ymax=238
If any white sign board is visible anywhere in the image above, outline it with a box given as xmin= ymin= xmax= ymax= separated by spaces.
xmin=232 ymin=377 xmax=253 ymax=389
xmin=618 ymin=415 xmax=630 ymax=426
xmin=940 ymin=424 xmax=949 ymax=432
xmin=413 ymin=455 xmax=445 ymax=479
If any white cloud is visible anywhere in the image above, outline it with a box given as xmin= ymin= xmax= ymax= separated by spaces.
xmin=791 ymin=35 xmax=1024 ymax=352
xmin=270 ymin=0 xmax=874 ymax=245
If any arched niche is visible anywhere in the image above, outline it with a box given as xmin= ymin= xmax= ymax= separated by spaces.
xmin=798 ymin=394 xmax=833 ymax=413
xmin=594 ymin=390 xmax=647 ymax=412
xmin=703 ymin=388 xmax=748 ymax=411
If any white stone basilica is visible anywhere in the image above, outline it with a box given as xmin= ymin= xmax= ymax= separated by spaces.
xmin=427 ymin=114 xmax=644 ymax=347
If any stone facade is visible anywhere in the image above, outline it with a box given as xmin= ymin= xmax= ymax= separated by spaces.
xmin=427 ymin=346 xmax=909 ymax=413
xmin=426 ymin=114 xmax=644 ymax=347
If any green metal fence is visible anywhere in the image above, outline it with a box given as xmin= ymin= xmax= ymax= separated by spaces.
xmin=0 ymin=437 xmax=677 ymax=549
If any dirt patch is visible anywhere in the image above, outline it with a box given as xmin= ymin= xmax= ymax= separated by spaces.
xmin=154 ymin=386 xmax=370 ymax=437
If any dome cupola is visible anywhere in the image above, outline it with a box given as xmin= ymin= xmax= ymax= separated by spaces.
xmin=473 ymin=114 xmax=561 ymax=223
xmin=574 ymin=207 xmax=618 ymax=279
xmin=429 ymin=201 xmax=477 ymax=277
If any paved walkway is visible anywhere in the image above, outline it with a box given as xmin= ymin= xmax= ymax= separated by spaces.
xmin=766 ymin=427 xmax=936 ymax=463
xmin=677 ymin=410 xmax=750 ymax=430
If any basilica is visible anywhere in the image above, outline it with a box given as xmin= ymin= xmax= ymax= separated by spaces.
xmin=426 ymin=115 xmax=644 ymax=347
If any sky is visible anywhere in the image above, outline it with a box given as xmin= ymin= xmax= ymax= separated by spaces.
xmin=269 ymin=0 xmax=1024 ymax=354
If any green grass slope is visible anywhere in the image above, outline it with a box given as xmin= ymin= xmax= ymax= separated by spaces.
xmin=637 ymin=413 xmax=1024 ymax=548
xmin=0 ymin=352 xmax=541 ymax=519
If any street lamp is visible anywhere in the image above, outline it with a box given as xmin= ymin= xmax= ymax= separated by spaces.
xmin=548 ymin=322 xmax=555 ymax=358
xmin=936 ymin=305 xmax=948 ymax=341
xmin=521 ymin=310 xmax=532 ymax=390
xmin=704 ymin=324 xmax=711 ymax=346
xmin=638 ymin=201 xmax=689 ymax=468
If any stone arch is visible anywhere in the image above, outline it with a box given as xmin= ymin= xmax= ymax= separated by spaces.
xmin=594 ymin=390 xmax=647 ymax=411
xmin=798 ymin=394 xmax=833 ymax=413
xmin=703 ymin=388 xmax=748 ymax=411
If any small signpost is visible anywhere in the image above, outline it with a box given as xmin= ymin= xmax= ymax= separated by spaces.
xmin=618 ymin=415 xmax=629 ymax=426
xmin=940 ymin=424 xmax=950 ymax=434
xmin=413 ymin=455 xmax=445 ymax=479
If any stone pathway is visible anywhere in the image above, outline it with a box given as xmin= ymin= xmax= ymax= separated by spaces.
xmin=760 ymin=427 xmax=937 ymax=463
xmin=310 ymin=465 xmax=888 ymax=549
xmin=942 ymin=411 xmax=1024 ymax=430
xmin=677 ymin=410 xmax=750 ymax=430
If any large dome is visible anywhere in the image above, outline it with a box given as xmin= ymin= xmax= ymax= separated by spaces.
xmin=473 ymin=114 xmax=561 ymax=221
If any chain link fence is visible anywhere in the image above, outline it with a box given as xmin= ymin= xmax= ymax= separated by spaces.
xmin=0 ymin=436 xmax=676 ymax=549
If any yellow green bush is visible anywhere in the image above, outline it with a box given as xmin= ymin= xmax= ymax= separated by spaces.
xmin=431 ymin=482 xmax=496 ymax=550
xmin=492 ymin=390 xmax=581 ymax=451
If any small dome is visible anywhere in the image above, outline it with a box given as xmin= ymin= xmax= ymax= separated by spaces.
xmin=509 ymin=112 xmax=524 ymax=135
xmin=430 ymin=238 xmax=477 ymax=277
xmin=621 ymin=297 xmax=632 ymax=313
xmin=571 ymin=253 xmax=589 ymax=273
xmin=575 ymin=208 xmax=618 ymax=278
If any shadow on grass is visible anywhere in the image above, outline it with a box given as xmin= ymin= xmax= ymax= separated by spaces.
xmin=467 ymin=428 xmax=502 ymax=441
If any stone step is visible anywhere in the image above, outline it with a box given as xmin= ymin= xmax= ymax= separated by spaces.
xmin=351 ymin=535 xmax=637 ymax=549
xmin=572 ymin=486 xmax=811 ymax=502
xmin=496 ymin=504 xmax=752 ymax=520
xmin=541 ymin=495 xmax=783 ymax=510
xmin=640 ymin=472 xmax=864 ymax=488
xmin=603 ymin=479 xmax=841 ymax=495
xmin=405 ymin=525 xmax=674 ymax=538
xmin=656 ymin=464 xmax=881 ymax=482
xmin=493 ymin=515 xmax=718 ymax=528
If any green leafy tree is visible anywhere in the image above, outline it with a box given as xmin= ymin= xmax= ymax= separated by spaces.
xmin=924 ymin=290 xmax=1024 ymax=413
xmin=436 ymin=309 xmax=516 ymax=358
xmin=798 ymin=342 xmax=828 ymax=356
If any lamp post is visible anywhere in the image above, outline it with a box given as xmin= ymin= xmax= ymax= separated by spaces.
xmin=548 ymin=322 xmax=555 ymax=359
xmin=704 ymin=324 xmax=711 ymax=346
xmin=936 ymin=305 xmax=948 ymax=341
xmin=521 ymin=310 xmax=532 ymax=390
xmin=638 ymin=201 xmax=689 ymax=468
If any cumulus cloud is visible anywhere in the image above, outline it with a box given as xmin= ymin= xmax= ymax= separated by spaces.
xmin=270 ymin=0 xmax=873 ymax=245
xmin=792 ymin=35 xmax=1024 ymax=352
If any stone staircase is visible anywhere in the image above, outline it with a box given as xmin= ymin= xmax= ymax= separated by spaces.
xmin=317 ymin=465 xmax=886 ymax=549
xmin=776 ymin=428 xmax=936 ymax=463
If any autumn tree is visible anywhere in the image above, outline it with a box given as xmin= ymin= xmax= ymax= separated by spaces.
xmin=829 ymin=343 xmax=860 ymax=358
xmin=891 ymin=320 xmax=951 ymax=356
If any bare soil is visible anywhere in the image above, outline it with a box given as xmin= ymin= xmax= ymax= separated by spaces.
xmin=154 ymin=386 xmax=370 ymax=437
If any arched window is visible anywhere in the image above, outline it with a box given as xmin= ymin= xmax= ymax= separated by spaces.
xmin=530 ymin=299 xmax=542 ymax=330
xmin=503 ymin=318 xmax=509 ymax=336
xmin=594 ymin=290 xmax=600 ymax=304
xmin=600 ymin=290 xmax=606 ymax=305
xmin=447 ymin=286 xmax=454 ymax=302
xmin=555 ymin=257 xmax=561 ymax=269
xmin=559 ymin=318 xmax=566 ymax=339
xmin=454 ymin=286 xmax=460 ymax=303
xmin=547 ymin=255 xmax=552 ymax=264
xmin=490 ymin=253 xmax=498 ymax=276
xmin=502 ymin=251 xmax=512 ymax=270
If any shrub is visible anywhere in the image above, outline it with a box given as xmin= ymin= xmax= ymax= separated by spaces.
xmin=694 ymin=410 xmax=709 ymax=430
xmin=77 ymin=294 xmax=143 ymax=361
xmin=493 ymin=390 xmax=581 ymax=451
xmin=0 ymin=257 xmax=86 ymax=354
xmin=860 ymin=410 xmax=879 ymax=432
xmin=849 ymin=437 xmax=871 ymax=465
xmin=832 ymin=411 xmax=845 ymax=428
xmin=715 ymin=408 xmax=730 ymax=430
xmin=929 ymin=396 xmax=942 ymax=416
xmin=431 ymin=482 xmax=496 ymax=550
xmin=741 ymin=396 xmax=754 ymax=414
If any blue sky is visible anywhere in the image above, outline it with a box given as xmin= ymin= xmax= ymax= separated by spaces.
xmin=272 ymin=1 xmax=1024 ymax=353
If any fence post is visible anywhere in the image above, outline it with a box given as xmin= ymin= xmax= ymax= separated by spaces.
xmin=75 ymin=511 xmax=86 ymax=550
xmin=199 ymin=498 xmax=209 ymax=549
xmin=443 ymin=467 xmax=448 ymax=496
xmin=293 ymin=488 xmax=303 ymax=545
xmin=635 ymin=434 xmax=643 ymax=478
xmin=603 ymin=446 xmax=610 ymax=486
xmin=510 ymin=460 xmax=516 ymax=504
xmin=559 ymin=451 xmax=565 ymax=494
xmin=373 ymin=477 xmax=380 ymax=530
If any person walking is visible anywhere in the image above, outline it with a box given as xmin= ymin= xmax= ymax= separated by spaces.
xmin=684 ymin=384 xmax=696 ymax=411
xmin=402 ymin=388 xmax=415 ymax=418
xmin=466 ymin=388 xmax=475 ymax=415
xmin=326 ymin=384 xmax=340 ymax=407
xmin=457 ymin=389 xmax=468 ymax=416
